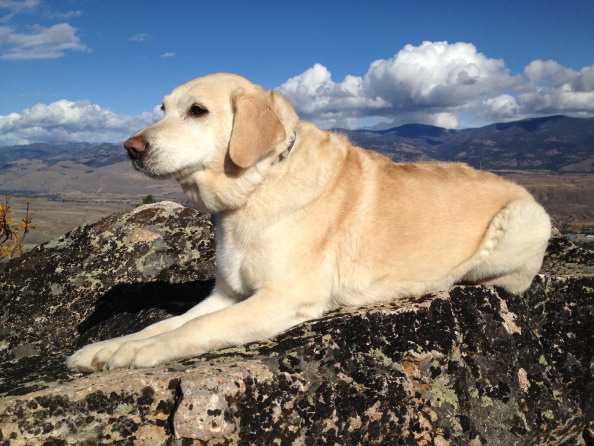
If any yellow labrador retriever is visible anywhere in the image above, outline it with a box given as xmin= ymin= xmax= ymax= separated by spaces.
xmin=67 ymin=73 xmax=551 ymax=372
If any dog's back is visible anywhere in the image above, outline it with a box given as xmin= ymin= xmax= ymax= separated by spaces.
xmin=281 ymin=126 xmax=551 ymax=306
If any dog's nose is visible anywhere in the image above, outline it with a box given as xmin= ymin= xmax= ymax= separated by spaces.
xmin=124 ymin=136 xmax=146 ymax=160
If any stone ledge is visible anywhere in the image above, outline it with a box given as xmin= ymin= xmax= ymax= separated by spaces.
xmin=1 ymin=275 xmax=593 ymax=445
xmin=1 ymin=203 xmax=593 ymax=445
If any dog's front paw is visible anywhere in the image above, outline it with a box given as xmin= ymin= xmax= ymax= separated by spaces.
xmin=104 ymin=338 xmax=169 ymax=370
xmin=66 ymin=339 xmax=121 ymax=373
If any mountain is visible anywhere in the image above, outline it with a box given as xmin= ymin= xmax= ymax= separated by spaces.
xmin=0 ymin=115 xmax=592 ymax=197
xmin=339 ymin=124 xmax=456 ymax=163
xmin=0 ymin=142 xmax=127 ymax=167
xmin=436 ymin=116 xmax=594 ymax=171
xmin=0 ymin=142 xmax=181 ymax=196
xmin=336 ymin=115 xmax=594 ymax=172
xmin=0 ymin=142 xmax=93 ymax=164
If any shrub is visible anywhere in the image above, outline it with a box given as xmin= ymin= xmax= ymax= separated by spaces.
xmin=0 ymin=196 xmax=35 ymax=259
xmin=140 ymin=194 xmax=157 ymax=205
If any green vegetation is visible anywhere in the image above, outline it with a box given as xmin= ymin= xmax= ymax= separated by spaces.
xmin=139 ymin=194 xmax=157 ymax=206
xmin=0 ymin=196 xmax=35 ymax=259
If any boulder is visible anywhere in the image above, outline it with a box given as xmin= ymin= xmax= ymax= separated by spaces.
xmin=0 ymin=202 xmax=215 ymax=398
xmin=0 ymin=202 xmax=592 ymax=445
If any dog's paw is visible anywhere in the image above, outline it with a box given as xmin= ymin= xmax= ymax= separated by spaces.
xmin=66 ymin=339 xmax=121 ymax=373
xmin=104 ymin=338 xmax=168 ymax=370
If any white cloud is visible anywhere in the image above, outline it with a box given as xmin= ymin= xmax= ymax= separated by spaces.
xmin=279 ymin=41 xmax=517 ymax=128
xmin=0 ymin=100 xmax=162 ymax=146
xmin=1 ymin=0 xmax=81 ymax=22
xmin=516 ymin=61 xmax=594 ymax=115
xmin=279 ymin=41 xmax=594 ymax=129
xmin=363 ymin=41 xmax=515 ymax=107
xmin=0 ymin=22 xmax=88 ymax=60
xmin=482 ymin=94 xmax=520 ymax=117
xmin=129 ymin=32 xmax=150 ymax=42
xmin=0 ymin=0 xmax=39 ymax=9
xmin=279 ymin=63 xmax=388 ymax=128
xmin=0 ymin=0 xmax=40 ymax=23
xmin=47 ymin=9 xmax=82 ymax=20
xmin=160 ymin=52 xmax=175 ymax=57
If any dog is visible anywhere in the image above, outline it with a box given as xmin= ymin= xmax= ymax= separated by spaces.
xmin=67 ymin=73 xmax=551 ymax=372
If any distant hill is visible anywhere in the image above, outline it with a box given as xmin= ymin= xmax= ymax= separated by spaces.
xmin=0 ymin=142 xmax=126 ymax=167
xmin=336 ymin=115 xmax=594 ymax=172
xmin=0 ymin=115 xmax=592 ymax=197
xmin=0 ymin=142 xmax=181 ymax=196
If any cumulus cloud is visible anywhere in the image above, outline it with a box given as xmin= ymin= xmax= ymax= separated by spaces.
xmin=279 ymin=63 xmax=388 ymax=128
xmin=515 ymin=61 xmax=594 ymax=115
xmin=0 ymin=22 xmax=88 ymax=60
xmin=0 ymin=100 xmax=161 ymax=146
xmin=278 ymin=41 xmax=594 ymax=129
xmin=279 ymin=41 xmax=516 ymax=128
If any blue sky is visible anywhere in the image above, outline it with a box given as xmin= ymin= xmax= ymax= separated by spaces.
xmin=1 ymin=0 xmax=594 ymax=146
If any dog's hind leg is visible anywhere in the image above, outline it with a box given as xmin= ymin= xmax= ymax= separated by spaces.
xmin=459 ymin=198 xmax=551 ymax=294
xmin=478 ymin=253 xmax=547 ymax=294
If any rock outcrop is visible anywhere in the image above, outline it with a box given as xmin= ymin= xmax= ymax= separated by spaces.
xmin=1 ymin=202 xmax=593 ymax=445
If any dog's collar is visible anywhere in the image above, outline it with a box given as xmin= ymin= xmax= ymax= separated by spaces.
xmin=271 ymin=134 xmax=296 ymax=165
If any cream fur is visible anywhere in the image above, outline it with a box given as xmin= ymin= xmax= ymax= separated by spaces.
xmin=67 ymin=73 xmax=551 ymax=372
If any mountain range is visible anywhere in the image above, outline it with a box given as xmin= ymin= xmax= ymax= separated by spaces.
xmin=0 ymin=115 xmax=592 ymax=196
xmin=339 ymin=115 xmax=594 ymax=172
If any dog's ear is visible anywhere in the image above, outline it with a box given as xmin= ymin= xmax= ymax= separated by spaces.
xmin=229 ymin=91 xmax=286 ymax=169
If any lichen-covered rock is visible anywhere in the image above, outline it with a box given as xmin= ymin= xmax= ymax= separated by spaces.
xmin=0 ymin=201 xmax=215 ymax=397
xmin=541 ymin=228 xmax=594 ymax=277
xmin=0 ymin=203 xmax=593 ymax=445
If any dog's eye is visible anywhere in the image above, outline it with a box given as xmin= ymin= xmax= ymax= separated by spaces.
xmin=160 ymin=104 xmax=165 ymax=112
xmin=189 ymin=104 xmax=208 ymax=117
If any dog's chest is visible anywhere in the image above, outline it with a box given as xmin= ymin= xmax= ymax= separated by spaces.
xmin=215 ymin=220 xmax=271 ymax=296
xmin=217 ymin=245 xmax=251 ymax=295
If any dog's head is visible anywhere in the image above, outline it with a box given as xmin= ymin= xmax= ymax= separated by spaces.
xmin=124 ymin=73 xmax=299 ymax=211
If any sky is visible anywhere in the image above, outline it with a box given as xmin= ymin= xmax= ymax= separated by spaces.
xmin=1 ymin=0 xmax=594 ymax=146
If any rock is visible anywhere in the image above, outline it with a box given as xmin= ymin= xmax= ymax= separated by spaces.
xmin=0 ymin=202 xmax=593 ymax=445
xmin=541 ymin=228 xmax=594 ymax=277
xmin=0 ymin=201 xmax=216 ymax=398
